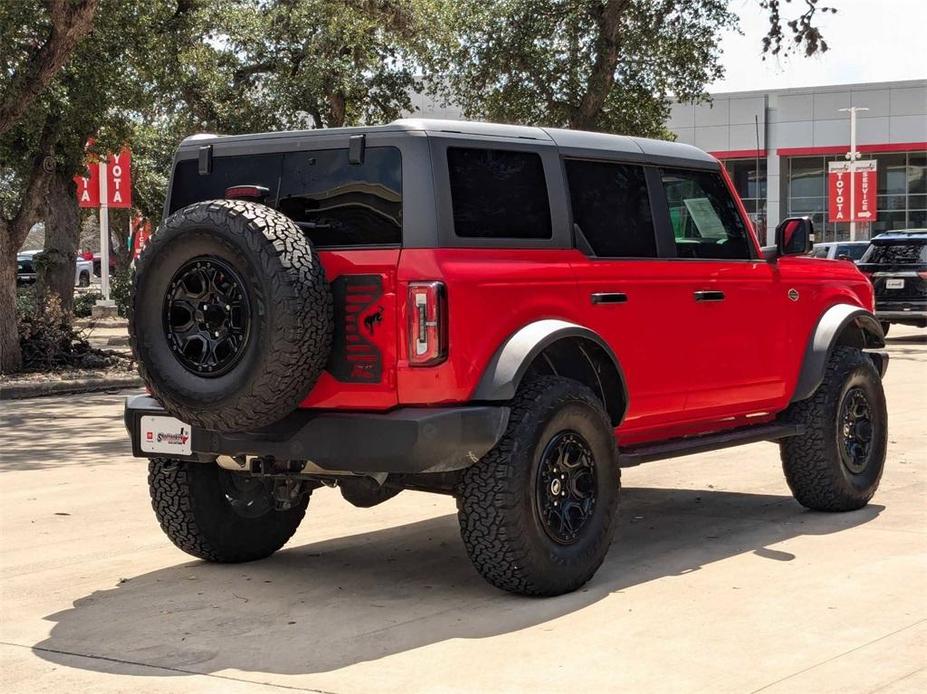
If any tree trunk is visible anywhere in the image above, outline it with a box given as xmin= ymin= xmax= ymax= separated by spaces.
xmin=0 ymin=134 xmax=56 ymax=374
xmin=37 ymin=172 xmax=80 ymax=315
xmin=0 ymin=234 xmax=22 ymax=373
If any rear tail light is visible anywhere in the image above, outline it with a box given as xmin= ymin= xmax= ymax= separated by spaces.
xmin=225 ymin=185 xmax=269 ymax=201
xmin=408 ymin=281 xmax=447 ymax=366
xmin=918 ymin=271 xmax=927 ymax=281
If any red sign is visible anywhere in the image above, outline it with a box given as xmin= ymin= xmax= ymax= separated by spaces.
xmin=131 ymin=216 xmax=152 ymax=259
xmin=75 ymin=164 xmax=100 ymax=208
xmin=853 ymin=161 xmax=877 ymax=222
xmin=106 ymin=148 xmax=132 ymax=208
xmin=828 ymin=160 xmax=878 ymax=223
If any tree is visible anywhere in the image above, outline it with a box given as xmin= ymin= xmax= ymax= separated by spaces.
xmin=0 ymin=0 xmax=161 ymax=372
xmin=0 ymin=0 xmax=98 ymax=136
xmin=432 ymin=0 xmax=738 ymax=138
xmin=760 ymin=0 xmax=836 ymax=57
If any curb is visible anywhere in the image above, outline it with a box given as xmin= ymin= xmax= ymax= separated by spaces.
xmin=0 ymin=375 xmax=143 ymax=400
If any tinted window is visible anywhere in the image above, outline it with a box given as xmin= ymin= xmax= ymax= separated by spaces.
xmin=565 ymin=159 xmax=656 ymax=257
xmin=448 ymin=147 xmax=551 ymax=239
xmin=170 ymin=153 xmax=281 ymax=213
xmin=169 ymin=147 xmax=402 ymax=247
xmin=661 ymin=169 xmax=752 ymax=259
xmin=278 ymin=147 xmax=402 ymax=247
xmin=836 ymin=244 xmax=869 ymax=261
xmin=811 ymin=245 xmax=829 ymax=258
xmin=861 ymin=241 xmax=927 ymax=265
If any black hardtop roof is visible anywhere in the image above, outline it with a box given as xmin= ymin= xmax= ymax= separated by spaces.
xmin=872 ymin=230 xmax=927 ymax=243
xmin=178 ymin=118 xmax=716 ymax=165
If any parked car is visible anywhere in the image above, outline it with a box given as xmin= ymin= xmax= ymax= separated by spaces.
xmin=17 ymin=250 xmax=93 ymax=287
xmin=811 ymin=241 xmax=870 ymax=262
xmin=125 ymin=119 xmax=888 ymax=596
xmin=858 ymin=229 xmax=927 ymax=334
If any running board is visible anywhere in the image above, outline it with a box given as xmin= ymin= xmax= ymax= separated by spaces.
xmin=617 ymin=422 xmax=805 ymax=468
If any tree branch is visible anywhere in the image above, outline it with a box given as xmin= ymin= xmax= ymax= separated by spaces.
xmin=0 ymin=0 xmax=99 ymax=136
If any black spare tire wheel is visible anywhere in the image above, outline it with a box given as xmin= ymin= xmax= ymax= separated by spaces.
xmin=130 ymin=200 xmax=333 ymax=432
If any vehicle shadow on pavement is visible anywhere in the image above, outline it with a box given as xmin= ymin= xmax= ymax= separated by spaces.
xmin=33 ymin=487 xmax=882 ymax=678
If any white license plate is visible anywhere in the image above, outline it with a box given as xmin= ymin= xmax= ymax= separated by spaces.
xmin=140 ymin=415 xmax=192 ymax=455
xmin=885 ymin=278 xmax=905 ymax=289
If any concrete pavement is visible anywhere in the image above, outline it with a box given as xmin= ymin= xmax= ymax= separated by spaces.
xmin=2 ymin=327 xmax=925 ymax=693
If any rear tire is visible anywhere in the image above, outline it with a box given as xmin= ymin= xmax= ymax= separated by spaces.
xmin=148 ymin=459 xmax=308 ymax=562
xmin=780 ymin=346 xmax=887 ymax=511
xmin=78 ymin=271 xmax=90 ymax=287
xmin=457 ymin=377 xmax=620 ymax=596
xmin=880 ymin=321 xmax=891 ymax=337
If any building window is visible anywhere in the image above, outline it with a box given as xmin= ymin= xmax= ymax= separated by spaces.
xmin=786 ymin=150 xmax=927 ymax=242
xmin=724 ymin=158 xmax=767 ymax=241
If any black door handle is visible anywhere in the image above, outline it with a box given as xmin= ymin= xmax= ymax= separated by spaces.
xmin=591 ymin=292 xmax=628 ymax=304
xmin=694 ymin=290 xmax=725 ymax=302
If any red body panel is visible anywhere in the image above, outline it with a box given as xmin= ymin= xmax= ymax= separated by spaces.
xmin=298 ymin=164 xmax=876 ymax=447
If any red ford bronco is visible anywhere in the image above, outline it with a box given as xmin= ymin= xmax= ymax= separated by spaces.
xmin=126 ymin=119 xmax=888 ymax=596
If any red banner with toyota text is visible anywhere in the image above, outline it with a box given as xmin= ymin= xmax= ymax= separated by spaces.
xmin=827 ymin=162 xmax=850 ymax=223
xmin=106 ymin=148 xmax=132 ymax=208
xmin=74 ymin=163 xmax=100 ymax=208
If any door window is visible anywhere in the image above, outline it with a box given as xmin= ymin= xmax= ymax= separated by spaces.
xmin=447 ymin=147 xmax=552 ymax=239
xmin=564 ymin=159 xmax=657 ymax=258
xmin=661 ymin=170 xmax=752 ymax=259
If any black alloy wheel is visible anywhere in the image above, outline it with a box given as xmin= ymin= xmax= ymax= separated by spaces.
xmin=535 ymin=431 xmax=598 ymax=544
xmin=838 ymin=387 xmax=874 ymax=474
xmin=164 ymin=256 xmax=251 ymax=377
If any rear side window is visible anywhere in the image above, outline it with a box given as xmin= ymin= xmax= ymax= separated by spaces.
xmin=169 ymin=146 xmax=402 ymax=247
xmin=661 ymin=169 xmax=752 ymax=259
xmin=278 ymin=147 xmax=402 ymax=247
xmin=861 ymin=241 xmax=927 ymax=264
xmin=448 ymin=147 xmax=552 ymax=239
xmin=565 ymin=159 xmax=656 ymax=258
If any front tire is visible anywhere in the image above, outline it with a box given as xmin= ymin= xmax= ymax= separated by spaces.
xmin=780 ymin=346 xmax=887 ymax=511
xmin=148 ymin=459 xmax=308 ymax=562
xmin=880 ymin=321 xmax=891 ymax=337
xmin=457 ymin=377 xmax=620 ymax=596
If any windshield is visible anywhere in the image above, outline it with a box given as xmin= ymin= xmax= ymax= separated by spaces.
xmin=860 ymin=241 xmax=927 ymax=265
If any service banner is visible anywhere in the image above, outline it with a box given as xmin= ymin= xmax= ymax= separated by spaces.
xmin=853 ymin=160 xmax=877 ymax=222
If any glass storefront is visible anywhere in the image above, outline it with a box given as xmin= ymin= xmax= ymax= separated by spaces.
xmin=786 ymin=151 xmax=927 ymax=242
xmin=724 ymin=158 xmax=767 ymax=241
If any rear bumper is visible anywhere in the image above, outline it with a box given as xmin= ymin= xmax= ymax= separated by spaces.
xmin=124 ymin=395 xmax=509 ymax=474
xmin=875 ymin=308 xmax=927 ymax=327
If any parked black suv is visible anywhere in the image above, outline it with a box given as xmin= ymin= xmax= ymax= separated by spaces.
xmin=859 ymin=230 xmax=927 ymax=333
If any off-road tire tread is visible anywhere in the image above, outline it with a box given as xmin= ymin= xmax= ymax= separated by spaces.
xmin=780 ymin=346 xmax=886 ymax=511
xmin=148 ymin=458 xmax=308 ymax=562
xmin=457 ymin=376 xmax=620 ymax=596
xmin=130 ymin=199 xmax=333 ymax=432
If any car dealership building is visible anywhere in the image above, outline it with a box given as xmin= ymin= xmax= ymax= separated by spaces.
xmin=410 ymin=79 xmax=927 ymax=245
xmin=666 ymin=79 xmax=927 ymax=244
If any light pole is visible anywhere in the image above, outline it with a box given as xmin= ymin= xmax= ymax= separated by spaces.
xmin=838 ymin=106 xmax=869 ymax=241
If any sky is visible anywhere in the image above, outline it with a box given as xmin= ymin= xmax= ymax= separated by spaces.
xmin=711 ymin=0 xmax=927 ymax=93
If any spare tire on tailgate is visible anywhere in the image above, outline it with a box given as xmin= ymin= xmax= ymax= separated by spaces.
xmin=130 ymin=199 xmax=333 ymax=432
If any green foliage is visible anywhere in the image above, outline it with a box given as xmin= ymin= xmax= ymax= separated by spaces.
xmin=73 ymin=290 xmax=103 ymax=318
xmin=110 ymin=267 xmax=131 ymax=318
xmin=432 ymin=0 xmax=737 ymax=137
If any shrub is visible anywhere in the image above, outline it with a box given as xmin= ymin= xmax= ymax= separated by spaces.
xmin=15 ymin=292 xmax=116 ymax=372
xmin=73 ymin=291 xmax=103 ymax=318
xmin=111 ymin=268 xmax=131 ymax=318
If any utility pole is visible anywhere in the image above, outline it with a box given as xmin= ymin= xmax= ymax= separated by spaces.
xmin=838 ymin=106 xmax=869 ymax=241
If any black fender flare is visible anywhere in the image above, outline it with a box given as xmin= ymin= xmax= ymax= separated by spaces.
xmin=472 ymin=319 xmax=629 ymax=425
xmin=791 ymin=303 xmax=886 ymax=402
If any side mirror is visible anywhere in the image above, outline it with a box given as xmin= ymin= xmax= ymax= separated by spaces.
xmin=775 ymin=217 xmax=814 ymax=257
